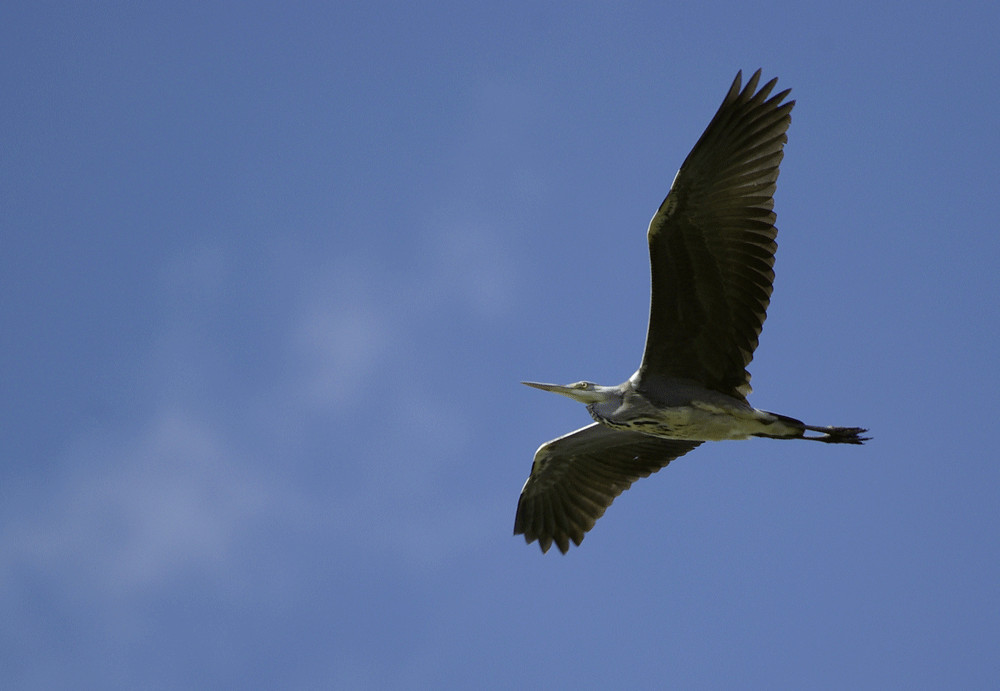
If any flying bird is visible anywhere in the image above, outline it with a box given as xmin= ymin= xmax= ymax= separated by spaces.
xmin=515 ymin=70 xmax=869 ymax=554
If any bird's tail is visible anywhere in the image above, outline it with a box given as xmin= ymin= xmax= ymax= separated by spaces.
xmin=755 ymin=412 xmax=870 ymax=445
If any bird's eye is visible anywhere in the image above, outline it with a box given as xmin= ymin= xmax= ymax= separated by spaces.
xmin=577 ymin=382 xmax=589 ymax=390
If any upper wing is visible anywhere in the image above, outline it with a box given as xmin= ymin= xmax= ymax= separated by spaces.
xmin=637 ymin=70 xmax=794 ymax=400
xmin=514 ymin=423 xmax=701 ymax=554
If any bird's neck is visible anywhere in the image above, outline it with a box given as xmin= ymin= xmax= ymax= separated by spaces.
xmin=586 ymin=394 xmax=626 ymax=426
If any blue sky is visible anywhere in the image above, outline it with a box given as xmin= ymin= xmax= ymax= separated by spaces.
xmin=3 ymin=1 xmax=999 ymax=688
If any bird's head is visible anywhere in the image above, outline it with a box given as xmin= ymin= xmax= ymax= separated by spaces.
xmin=521 ymin=380 xmax=620 ymax=405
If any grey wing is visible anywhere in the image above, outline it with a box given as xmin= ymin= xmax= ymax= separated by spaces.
xmin=514 ymin=423 xmax=702 ymax=554
xmin=638 ymin=70 xmax=794 ymax=400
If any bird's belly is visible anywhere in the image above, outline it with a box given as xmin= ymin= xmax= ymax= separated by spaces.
xmin=598 ymin=402 xmax=774 ymax=441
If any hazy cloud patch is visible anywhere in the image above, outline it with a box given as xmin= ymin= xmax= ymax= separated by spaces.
xmin=2 ymin=408 xmax=268 ymax=597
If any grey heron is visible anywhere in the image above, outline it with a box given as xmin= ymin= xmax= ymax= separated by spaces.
xmin=515 ymin=70 xmax=869 ymax=554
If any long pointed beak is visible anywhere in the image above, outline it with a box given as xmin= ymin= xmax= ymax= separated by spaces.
xmin=521 ymin=381 xmax=572 ymax=394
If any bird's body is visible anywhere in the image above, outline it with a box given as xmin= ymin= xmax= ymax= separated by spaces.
xmin=515 ymin=70 xmax=869 ymax=554
xmin=528 ymin=376 xmax=796 ymax=441
xmin=587 ymin=380 xmax=770 ymax=442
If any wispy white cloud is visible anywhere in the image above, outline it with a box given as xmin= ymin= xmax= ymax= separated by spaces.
xmin=2 ymin=407 xmax=268 ymax=596
xmin=292 ymin=298 xmax=389 ymax=409
xmin=2 ymin=222 xmax=515 ymax=611
xmin=2 ymin=73 xmax=540 ymax=619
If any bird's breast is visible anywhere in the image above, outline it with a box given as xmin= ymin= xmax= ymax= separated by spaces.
xmin=589 ymin=398 xmax=772 ymax=442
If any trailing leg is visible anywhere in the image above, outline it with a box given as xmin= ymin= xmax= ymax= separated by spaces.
xmin=754 ymin=411 xmax=870 ymax=444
